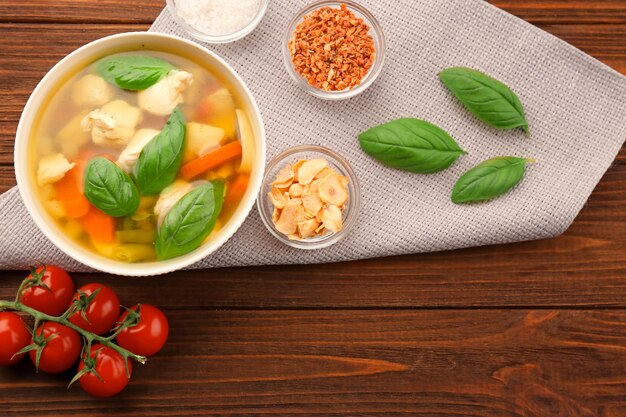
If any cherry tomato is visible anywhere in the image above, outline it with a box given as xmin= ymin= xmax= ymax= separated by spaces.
xmin=69 ymin=283 xmax=120 ymax=335
xmin=29 ymin=322 xmax=81 ymax=373
xmin=0 ymin=312 xmax=31 ymax=366
xmin=78 ymin=344 xmax=131 ymax=398
xmin=116 ymin=304 xmax=169 ymax=357
xmin=19 ymin=265 xmax=74 ymax=316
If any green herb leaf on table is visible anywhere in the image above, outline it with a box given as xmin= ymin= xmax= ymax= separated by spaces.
xmin=135 ymin=107 xmax=186 ymax=196
xmin=439 ymin=67 xmax=529 ymax=134
xmin=155 ymin=180 xmax=225 ymax=261
xmin=452 ymin=156 xmax=534 ymax=204
xmin=83 ymin=157 xmax=140 ymax=217
xmin=358 ymin=118 xmax=466 ymax=174
xmin=97 ymin=55 xmax=176 ymax=91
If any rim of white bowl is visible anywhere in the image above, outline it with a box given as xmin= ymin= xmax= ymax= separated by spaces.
xmin=14 ymin=32 xmax=266 ymax=277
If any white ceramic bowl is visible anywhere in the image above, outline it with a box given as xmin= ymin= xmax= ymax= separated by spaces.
xmin=14 ymin=32 xmax=266 ymax=276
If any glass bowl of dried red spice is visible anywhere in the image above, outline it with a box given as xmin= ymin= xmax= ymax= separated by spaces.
xmin=283 ymin=1 xmax=386 ymax=100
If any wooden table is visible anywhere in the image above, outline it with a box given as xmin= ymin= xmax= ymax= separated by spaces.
xmin=2 ymin=1 xmax=626 ymax=415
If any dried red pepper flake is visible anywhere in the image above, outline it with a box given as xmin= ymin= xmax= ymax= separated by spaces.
xmin=289 ymin=3 xmax=376 ymax=92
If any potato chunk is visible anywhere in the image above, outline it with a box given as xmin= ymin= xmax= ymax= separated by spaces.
xmin=55 ymin=112 xmax=90 ymax=160
xmin=71 ymin=74 xmax=113 ymax=107
xmin=183 ymin=122 xmax=226 ymax=163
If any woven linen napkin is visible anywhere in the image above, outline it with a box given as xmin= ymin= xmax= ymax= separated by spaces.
xmin=2 ymin=0 xmax=626 ymax=271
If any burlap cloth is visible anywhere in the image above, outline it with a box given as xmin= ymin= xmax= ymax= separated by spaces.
xmin=2 ymin=0 xmax=626 ymax=271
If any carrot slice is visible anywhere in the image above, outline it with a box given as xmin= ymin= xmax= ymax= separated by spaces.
xmin=80 ymin=205 xmax=116 ymax=243
xmin=180 ymin=141 xmax=243 ymax=181
xmin=224 ymin=174 xmax=250 ymax=206
xmin=54 ymin=160 xmax=90 ymax=219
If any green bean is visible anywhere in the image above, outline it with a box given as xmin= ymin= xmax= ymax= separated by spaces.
xmin=131 ymin=209 xmax=153 ymax=222
xmin=122 ymin=217 xmax=136 ymax=231
xmin=113 ymin=244 xmax=156 ymax=263
xmin=139 ymin=195 xmax=159 ymax=209
xmin=115 ymin=230 xmax=155 ymax=244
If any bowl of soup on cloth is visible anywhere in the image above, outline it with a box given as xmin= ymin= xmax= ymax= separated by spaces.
xmin=14 ymin=32 xmax=266 ymax=276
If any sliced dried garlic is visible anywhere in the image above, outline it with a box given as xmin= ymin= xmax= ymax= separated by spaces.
xmin=297 ymin=159 xmax=328 ymax=185
xmin=268 ymin=188 xmax=289 ymax=209
xmin=302 ymin=193 xmax=323 ymax=217
xmin=289 ymin=183 xmax=305 ymax=198
xmin=274 ymin=199 xmax=306 ymax=235
xmin=315 ymin=166 xmax=340 ymax=180
xmin=298 ymin=218 xmax=320 ymax=239
xmin=321 ymin=204 xmax=343 ymax=233
xmin=272 ymin=164 xmax=295 ymax=188
xmin=268 ymin=158 xmax=350 ymax=241
xmin=319 ymin=174 xmax=349 ymax=206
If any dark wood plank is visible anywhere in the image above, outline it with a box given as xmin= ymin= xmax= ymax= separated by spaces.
xmin=1 ymin=309 xmax=625 ymax=416
xmin=0 ymin=0 xmax=163 ymax=24
xmin=494 ymin=0 xmax=626 ymax=24
xmin=0 ymin=166 xmax=16 ymax=193
xmin=2 ymin=0 xmax=626 ymax=25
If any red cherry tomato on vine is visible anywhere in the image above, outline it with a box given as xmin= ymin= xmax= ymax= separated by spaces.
xmin=19 ymin=265 xmax=74 ymax=316
xmin=69 ymin=283 xmax=120 ymax=335
xmin=29 ymin=322 xmax=81 ymax=373
xmin=0 ymin=312 xmax=31 ymax=366
xmin=116 ymin=304 xmax=169 ymax=357
xmin=78 ymin=344 xmax=131 ymax=398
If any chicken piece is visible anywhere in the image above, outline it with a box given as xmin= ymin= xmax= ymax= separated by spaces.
xmin=81 ymin=100 xmax=142 ymax=148
xmin=154 ymin=180 xmax=194 ymax=226
xmin=117 ymin=129 xmax=160 ymax=173
xmin=37 ymin=153 xmax=75 ymax=186
xmin=183 ymin=122 xmax=226 ymax=163
xmin=138 ymin=70 xmax=194 ymax=116
xmin=71 ymin=74 xmax=113 ymax=107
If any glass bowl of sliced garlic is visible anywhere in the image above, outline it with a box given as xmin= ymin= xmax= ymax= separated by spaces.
xmin=257 ymin=145 xmax=361 ymax=249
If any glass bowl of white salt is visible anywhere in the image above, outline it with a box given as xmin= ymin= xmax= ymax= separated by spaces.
xmin=166 ymin=0 xmax=268 ymax=43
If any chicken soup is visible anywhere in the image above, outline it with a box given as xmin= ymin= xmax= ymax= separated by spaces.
xmin=30 ymin=51 xmax=256 ymax=262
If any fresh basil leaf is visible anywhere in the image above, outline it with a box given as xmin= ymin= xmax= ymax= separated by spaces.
xmin=135 ymin=107 xmax=186 ymax=195
xmin=97 ymin=55 xmax=176 ymax=91
xmin=439 ymin=67 xmax=529 ymax=134
xmin=358 ymin=118 xmax=466 ymax=173
xmin=452 ymin=156 xmax=533 ymax=204
xmin=155 ymin=180 xmax=225 ymax=260
xmin=84 ymin=157 xmax=139 ymax=217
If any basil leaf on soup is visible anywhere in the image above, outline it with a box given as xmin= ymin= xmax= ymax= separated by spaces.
xmin=84 ymin=157 xmax=140 ymax=217
xmin=135 ymin=107 xmax=186 ymax=195
xmin=358 ymin=118 xmax=466 ymax=173
xmin=452 ymin=156 xmax=534 ymax=204
xmin=155 ymin=180 xmax=225 ymax=260
xmin=97 ymin=55 xmax=176 ymax=91
xmin=439 ymin=67 xmax=529 ymax=134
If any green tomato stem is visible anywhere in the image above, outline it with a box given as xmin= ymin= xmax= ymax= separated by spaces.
xmin=0 ymin=300 xmax=146 ymax=365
